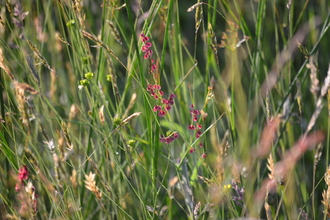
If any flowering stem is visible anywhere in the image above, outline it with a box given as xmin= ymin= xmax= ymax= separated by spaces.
xmin=177 ymin=114 xmax=224 ymax=168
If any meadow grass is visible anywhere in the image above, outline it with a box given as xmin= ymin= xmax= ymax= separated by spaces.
xmin=1 ymin=0 xmax=330 ymax=219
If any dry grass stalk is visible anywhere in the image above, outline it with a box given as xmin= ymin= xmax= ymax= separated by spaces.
xmin=81 ymin=30 xmax=126 ymax=69
xmin=296 ymin=80 xmax=303 ymax=115
xmin=88 ymin=159 xmax=111 ymax=193
xmin=45 ymin=138 xmax=62 ymax=188
xmin=305 ymin=62 xmax=330 ymax=134
xmin=193 ymin=201 xmax=201 ymax=219
xmin=0 ymin=47 xmax=15 ymax=81
xmin=321 ymin=64 xmax=330 ymax=97
xmin=26 ymin=38 xmax=56 ymax=77
xmin=308 ymin=57 xmax=319 ymax=102
xmin=267 ymin=154 xmax=275 ymax=180
xmin=122 ymin=93 xmax=137 ymax=119
xmin=305 ymin=98 xmax=323 ymax=135
xmin=50 ymin=69 xmax=57 ymax=99
xmin=25 ymin=56 xmax=39 ymax=85
xmin=61 ymin=121 xmax=74 ymax=161
xmin=264 ymin=202 xmax=273 ymax=220
xmin=15 ymin=85 xmax=29 ymax=125
xmin=61 ymin=121 xmax=72 ymax=150
xmin=68 ymin=104 xmax=78 ymax=127
xmin=107 ymin=57 xmax=120 ymax=102
xmin=255 ymin=116 xmax=281 ymax=158
xmin=71 ymin=0 xmax=85 ymax=29
xmin=322 ymin=166 xmax=330 ymax=217
xmin=99 ymin=105 xmax=105 ymax=124
xmin=208 ymin=23 xmax=218 ymax=65
xmin=107 ymin=20 xmax=123 ymax=45
xmin=14 ymin=81 xmax=39 ymax=95
xmin=56 ymin=32 xmax=71 ymax=48
xmin=328 ymin=90 xmax=330 ymax=116
xmin=274 ymin=131 xmax=325 ymax=183
xmin=121 ymin=112 xmax=141 ymax=125
xmin=84 ymin=172 xmax=102 ymax=200
xmin=265 ymin=92 xmax=271 ymax=120
xmin=187 ymin=2 xmax=203 ymax=12
xmin=5 ymin=0 xmax=12 ymax=13
xmin=34 ymin=16 xmax=47 ymax=42
xmin=194 ymin=0 xmax=203 ymax=33
xmin=70 ymin=169 xmax=77 ymax=188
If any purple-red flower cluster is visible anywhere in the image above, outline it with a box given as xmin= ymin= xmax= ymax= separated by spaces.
xmin=188 ymin=104 xmax=206 ymax=157
xmin=141 ymin=33 xmax=178 ymax=144
xmin=15 ymin=165 xmax=39 ymax=216
xmin=160 ymin=132 xmax=179 ymax=144
xmin=147 ymin=84 xmax=175 ymax=117
xmin=18 ymin=165 xmax=29 ymax=182
xmin=141 ymin=33 xmax=156 ymax=73
xmin=188 ymin=104 xmax=203 ymax=138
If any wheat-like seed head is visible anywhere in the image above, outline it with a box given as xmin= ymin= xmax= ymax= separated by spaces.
xmin=322 ymin=166 xmax=330 ymax=217
xmin=84 ymin=172 xmax=102 ymax=200
xmin=267 ymin=154 xmax=275 ymax=180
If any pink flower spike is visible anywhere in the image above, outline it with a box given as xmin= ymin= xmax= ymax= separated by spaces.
xmin=165 ymin=105 xmax=171 ymax=111
xmin=159 ymin=90 xmax=164 ymax=96
xmin=162 ymin=99 xmax=169 ymax=104
xmin=154 ymin=94 xmax=159 ymax=99
xmin=169 ymin=93 xmax=175 ymax=99
xmin=151 ymin=59 xmax=155 ymax=63
xmin=18 ymin=165 xmax=28 ymax=182
xmin=144 ymin=53 xmax=150 ymax=59
xmin=145 ymin=42 xmax=152 ymax=48
xmin=193 ymin=115 xmax=198 ymax=121
xmin=188 ymin=125 xmax=195 ymax=130
xmin=197 ymin=124 xmax=202 ymax=129
xmin=201 ymin=154 xmax=207 ymax=158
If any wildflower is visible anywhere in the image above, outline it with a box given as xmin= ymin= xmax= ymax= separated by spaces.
xmin=188 ymin=125 xmax=195 ymax=130
xmin=160 ymin=132 xmax=179 ymax=144
xmin=153 ymin=105 xmax=161 ymax=112
xmin=158 ymin=110 xmax=166 ymax=117
xmin=196 ymin=130 xmax=202 ymax=138
xmin=79 ymin=79 xmax=90 ymax=87
xmin=84 ymin=72 xmax=94 ymax=79
xmin=165 ymin=105 xmax=171 ymax=111
xmin=189 ymin=148 xmax=196 ymax=153
xmin=232 ymin=181 xmax=244 ymax=207
xmin=201 ymin=154 xmax=207 ymax=158
xmin=18 ymin=165 xmax=29 ymax=182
